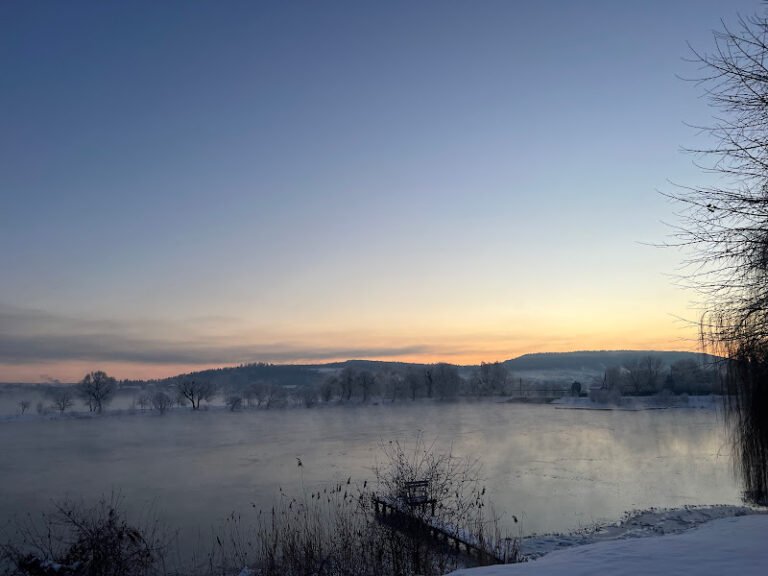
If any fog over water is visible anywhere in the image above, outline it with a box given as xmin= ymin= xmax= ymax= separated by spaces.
xmin=0 ymin=400 xmax=739 ymax=554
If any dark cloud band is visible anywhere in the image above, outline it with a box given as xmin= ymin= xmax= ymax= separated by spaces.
xmin=0 ymin=307 xmax=431 ymax=365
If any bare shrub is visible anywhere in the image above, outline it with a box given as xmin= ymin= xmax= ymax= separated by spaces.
xmin=212 ymin=438 xmax=516 ymax=576
xmin=48 ymin=388 xmax=75 ymax=414
xmin=0 ymin=496 xmax=166 ymax=576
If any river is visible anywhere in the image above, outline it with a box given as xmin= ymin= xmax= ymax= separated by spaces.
xmin=0 ymin=399 xmax=740 ymax=554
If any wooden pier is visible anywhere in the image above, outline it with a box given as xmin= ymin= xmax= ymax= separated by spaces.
xmin=372 ymin=489 xmax=508 ymax=565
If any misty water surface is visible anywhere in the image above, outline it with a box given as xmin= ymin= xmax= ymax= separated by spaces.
xmin=0 ymin=401 xmax=739 ymax=553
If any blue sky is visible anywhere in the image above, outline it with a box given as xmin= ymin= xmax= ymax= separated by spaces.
xmin=0 ymin=1 xmax=759 ymax=381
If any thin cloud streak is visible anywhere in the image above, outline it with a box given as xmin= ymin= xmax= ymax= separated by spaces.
xmin=0 ymin=306 xmax=434 ymax=365
xmin=0 ymin=334 xmax=433 ymax=365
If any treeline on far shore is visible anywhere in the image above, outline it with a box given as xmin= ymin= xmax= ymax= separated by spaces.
xmin=6 ymin=354 xmax=723 ymax=417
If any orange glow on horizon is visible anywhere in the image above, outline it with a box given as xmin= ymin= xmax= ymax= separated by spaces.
xmin=0 ymin=328 xmax=700 ymax=383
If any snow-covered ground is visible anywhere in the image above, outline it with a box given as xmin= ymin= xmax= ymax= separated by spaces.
xmin=452 ymin=511 xmax=768 ymax=576
xmin=516 ymin=505 xmax=756 ymax=560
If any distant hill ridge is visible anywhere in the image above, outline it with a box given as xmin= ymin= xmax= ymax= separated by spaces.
xmin=144 ymin=349 xmax=716 ymax=386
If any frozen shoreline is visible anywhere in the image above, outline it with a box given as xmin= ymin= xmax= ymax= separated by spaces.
xmin=516 ymin=504 xmax=757 ymax=560
xmin=452 ymin=506 xmax=768 ymax=576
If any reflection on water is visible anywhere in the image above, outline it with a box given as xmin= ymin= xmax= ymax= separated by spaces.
xmin=0 ymin=401 xmax=739 ymax=549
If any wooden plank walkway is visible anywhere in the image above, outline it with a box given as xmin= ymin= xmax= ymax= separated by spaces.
xmin=372 ymin=496 xmax=507 ymax=564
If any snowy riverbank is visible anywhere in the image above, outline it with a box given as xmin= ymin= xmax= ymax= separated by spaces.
xmin=452 ymin=508 xmax=768 ymax=576
xmin=516 ymin=504 xmax=756 ymax=559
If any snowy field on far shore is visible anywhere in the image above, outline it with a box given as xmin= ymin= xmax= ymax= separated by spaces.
xmin=551 ymin=394 xmax=720 ymax=411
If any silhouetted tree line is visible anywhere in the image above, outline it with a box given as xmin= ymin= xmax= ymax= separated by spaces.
xmin=592 ymin=356 xmax=720 ymax=399
xmin=18 ymin=355 xmax=722 ymax=420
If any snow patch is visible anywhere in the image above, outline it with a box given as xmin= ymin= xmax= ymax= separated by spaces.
xmin=450 ymin=512 xmax=768 ymax=576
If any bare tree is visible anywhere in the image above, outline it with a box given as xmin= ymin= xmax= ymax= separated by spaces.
xmin=642 ymin=355 xmax=664 ymax=393
xmin=225 ymin=394 xmax=243 ymax=411
xmin=77 ymin=371 xmax=117 ymax=413
xmin=423 ymin=366 xmax=434 ymax=398
xmin=671 ymin=12 xmax=768 ymax=501
xmin=338 ymin=367 xmax=356 ymax=402
xmin=379 ymin=370 xmax=405 ymax=402
xmin=299 ymin=386 xmax=317 ymax=408
xmin=601 ymin=366 xmax=624 ymax=391
xmin=625 ymin=355 xmax=663 ymax=395
xmin=242 ymin=383 xmax=257 ymax=407
xmin=624 ymin=359 xmax=644 ymax=395
xmin=431 ymin=363 xmax=461 ymax=399
xmin=261 ymin=383 xmax=286 ymax=409
xmin=244 ymin=381 xmax=270 ymax=407
xmin=175 ymin=379 xmax=215 ymax=410
xmin=151 ymin=390 xmax=173 ymax=414
xmin=405 ymin=367 xmax=423 ymax=400
xmin=136 ymin=393 xmax=151 ymax=412
xmin=17 ymin=400 xmax=30 ymax=415
xmin=48 ymin=387 xmax=75 ymax=414
xmin=474 ymin=361 xmax=509 ymax=396
xmin=319 ymin=376 xmax=337 ymax=403
xmin=669 ymin=358 xmax=718 ymax=394
xmin=356 ymin=370 xmax=376 ymax=403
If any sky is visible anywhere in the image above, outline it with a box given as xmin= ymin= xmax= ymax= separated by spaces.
xmin=0 ymin=0 xmax=761 ymax=382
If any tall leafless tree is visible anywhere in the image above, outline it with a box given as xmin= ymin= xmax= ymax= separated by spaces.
xmin=672 ymin=12 xmax=768 ymax=501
